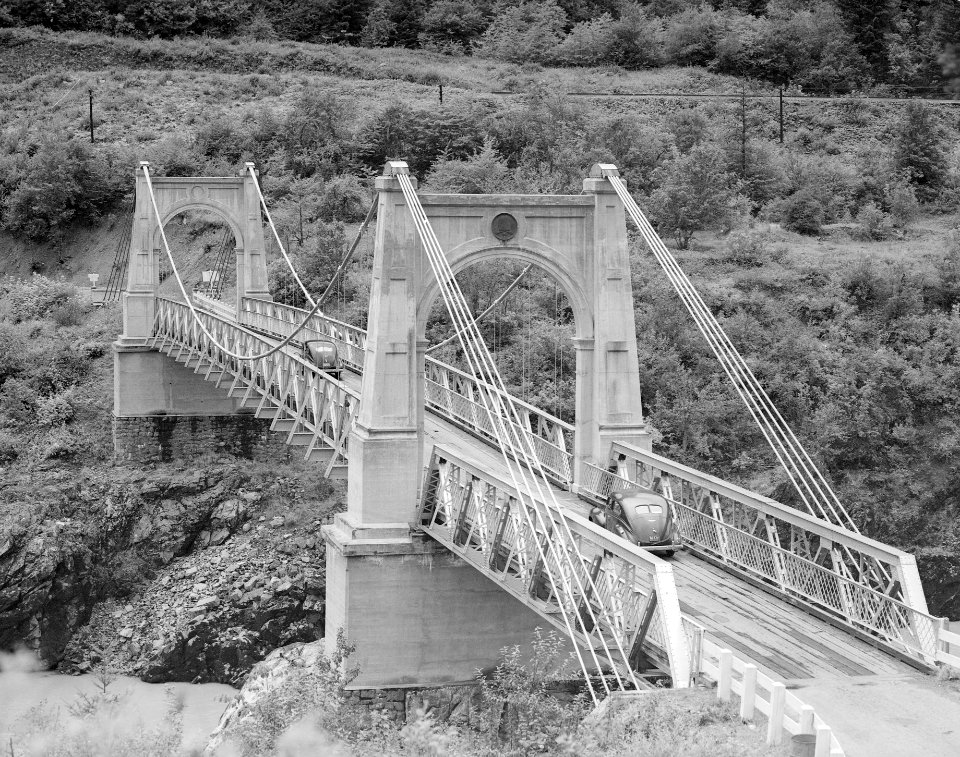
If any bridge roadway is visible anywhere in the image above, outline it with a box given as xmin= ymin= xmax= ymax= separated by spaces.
xmin=179 ymin=302 xmax=958 ymax=757
xmin=334 ymin=370 xmax=960 ymax=756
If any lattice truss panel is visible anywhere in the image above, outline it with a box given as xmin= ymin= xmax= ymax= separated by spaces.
xmin=419 ymin=447 xmax=691 ymax=687
xmin=239 ymin=298 xmax=576 ymax=486
xmin=579 ymin=443 xmax=940 ymax=665
xmin=152 ymin=298 xmax=360 ymax=475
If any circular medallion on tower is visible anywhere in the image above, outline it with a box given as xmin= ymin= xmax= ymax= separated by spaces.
xmin=491 ymin=213 xmax=518 ymax=242
xmin=190 ymin=185 xmax=206 ymax=200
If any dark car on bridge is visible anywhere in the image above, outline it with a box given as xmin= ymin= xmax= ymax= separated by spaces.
xmin=589 ymin=487 xmax=679 ymax=557
xmin=303 ymin=339 xmax=342 ymax=380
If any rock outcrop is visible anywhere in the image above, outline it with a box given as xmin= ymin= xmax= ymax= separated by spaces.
xmin=62 ymin=507 xmax=327 ymax=684
xmin=0 ymin=459 xmax=341 ymax=680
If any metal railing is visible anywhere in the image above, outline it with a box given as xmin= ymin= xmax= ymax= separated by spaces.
xmin=419 ymin=445 xmax=691 ymax=688
xmin=190 ymin=297 xmax=940 ymax=668
xmin=238 ymin=297 xmax=576 ymax=485
xmin=580 ymin=443 xmax=941 ymax=666
xmin=153 ymin=298 xmax=360 ymax=475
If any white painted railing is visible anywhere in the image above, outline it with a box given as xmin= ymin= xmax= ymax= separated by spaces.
xmin=701 ymin=641 xmax=844 ymax=756
xmin=153 ymin=298 xmax=360 ymax=475
xmin=580 ymin=444 xmax=940 ymax=667
xmin=238 ymin=297 xmax=576 ymax=486
xmin=938 ymin=623 xmax=960 ymax=670
xmin=419 ymin=445 xmax=690 ymax=689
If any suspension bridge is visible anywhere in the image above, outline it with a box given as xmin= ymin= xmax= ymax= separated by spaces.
xmin=110 ymin=160 xmax=960 ymax=757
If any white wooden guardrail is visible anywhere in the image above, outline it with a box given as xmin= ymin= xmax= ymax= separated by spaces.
xmin=938 ymin=622 xmax=960 ymax=670
xmin=700 ymin=640 xmax=845 ymax=756
xmin=579 ymin=442 xmax=941 ymax=669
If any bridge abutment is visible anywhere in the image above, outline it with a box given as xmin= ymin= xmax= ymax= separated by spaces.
xmin=323 ymin=515 xmax=543 ymax=688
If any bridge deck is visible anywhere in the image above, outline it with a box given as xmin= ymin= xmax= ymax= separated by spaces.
xmin=166 ymin=308 xmax=960 ymax=756
xmin=422 ymin=409 xmax=914 ymax=683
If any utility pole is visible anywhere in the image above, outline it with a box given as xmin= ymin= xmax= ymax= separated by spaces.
xmin=439 ymin=83 xmax=443 ymax=104
xmin=779 ymin=87 xmax=784 ymax=144
xmin=88 ymin=89 xmax=95 ymax=144
xmin=740 ymin=86 xmax=747 ymax=178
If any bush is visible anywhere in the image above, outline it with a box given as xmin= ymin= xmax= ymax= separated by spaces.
xmin=474 ymin=0 xmax=567 ymax=64
xmin=663 ymin=6 xmax=720 ymax=67
xmin=37 ymin=390 xmax=75 ymax=427
xmin=608 ymin=3 xmax=665 ymax=69
xmin=722 ymin=230 xmax=785 ymax=267
xmin=0 ymin=275 xmax=83 ymax=323
xmin=892 ymin=102 xmax=949 ymax=203
xmin=2 ymin=139 xmax=126 ymax=242
xmin=424 ymin=141 xmax=517 ymax=194
xmin=549 ymin=14 xmax=616 ymax=67
xmin=649 ymin=143 xmax=741 ymax=249
xmin=781 ymin=190 xmax=825 ymax=235
xmin=0 ymin=430 xmax=19 ymax=463
xmin=854 ymin=201 xmax=893 ymax=241
xmin=885 ymin=180 xmax=920 ymax=228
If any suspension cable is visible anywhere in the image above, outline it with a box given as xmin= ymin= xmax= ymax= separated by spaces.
xmin=395 ymin=167 xmax=644 ymax=700
xmin=142 ymin=164 xmax=328 ymax=362
xmin=600 ymin=166 xmax=857 ymax=530
xmin=426 ymin=263 xmax=533 ymax=354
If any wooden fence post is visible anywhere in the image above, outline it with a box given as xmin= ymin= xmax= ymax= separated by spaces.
xmin=718 ymin=649 xmax=733 ymax=702
xmin=766 ymin=683 xmax=786 ymax=745
xmin=815 ymin=725 xmax=833 ymax=757
xmin=799 ymin=705 xmax=815 ymax=734
xmin=740 ymin=664 xmax=757 ymax=719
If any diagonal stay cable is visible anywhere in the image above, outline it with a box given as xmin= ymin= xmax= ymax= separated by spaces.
xmin=601 ymin=167 xmax=895 ymax=602
xmin=394 ymin=173 xmax=609 ymax=700
xmin=396 ymin=169 xmax=646 ymax=697
xmin=397 ymin=174 xmax=649 ymax=684
xmin=604 ymin=170 xmax=857 ymax=530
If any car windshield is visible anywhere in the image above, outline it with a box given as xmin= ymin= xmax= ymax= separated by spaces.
xmin=634 ymin=504 xmax=663 ymax=515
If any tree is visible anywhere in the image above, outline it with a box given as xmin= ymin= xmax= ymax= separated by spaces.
xmin=2 ymin=139 xmax=124 ymax=242
xmin=474 ymin=0 xmax=567 ymax=64
xmin=648 ymin=144 xmax=740 ymax=249
xmin=419 ymin=0 xmax=487 ymax=50
xmin=608 ymin=2 xmax=665 ymax=69
xmin=835 ymin=0 xmax=894 ymax=78
xmin=891 ymin=102 xmax=948 ymax=202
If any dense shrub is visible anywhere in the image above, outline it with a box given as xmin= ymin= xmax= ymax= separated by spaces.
xmin=353 ymin=102 xmax=487 ymax=176
xmin=780 ymin=189 xmax=825 ymax=235
xmin=0 ymin=275 xmax=84 ymax=322
xmin=418 ymin=0 xmax=487 ymax=51
xmin=722 ymin=230 xmax=785 ymax=267
xmin=474 ymin=0 xmax=567 ymax=64
xmin=853 ymin=201 xmax=892 ymax=240
xmin=1 ymin=139 xmax=126 ymax=242
xmin=607 ymin=3 xmax=665 ymax=69
xmin=663 ymin=6 xmax=721 ymax=67
xmin=649 ymin=144 xmax=741 ymax=249
xmin=424 ymin=142 xmax=518 ymax=193
xmin=892 ymin=103 xmax=949 ymax=203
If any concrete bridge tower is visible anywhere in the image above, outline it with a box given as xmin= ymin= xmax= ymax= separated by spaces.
xmin=324 ymin=163 xmax=651 ymax=687
xmin=113 ymin=163 xmax=272 ymax=452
